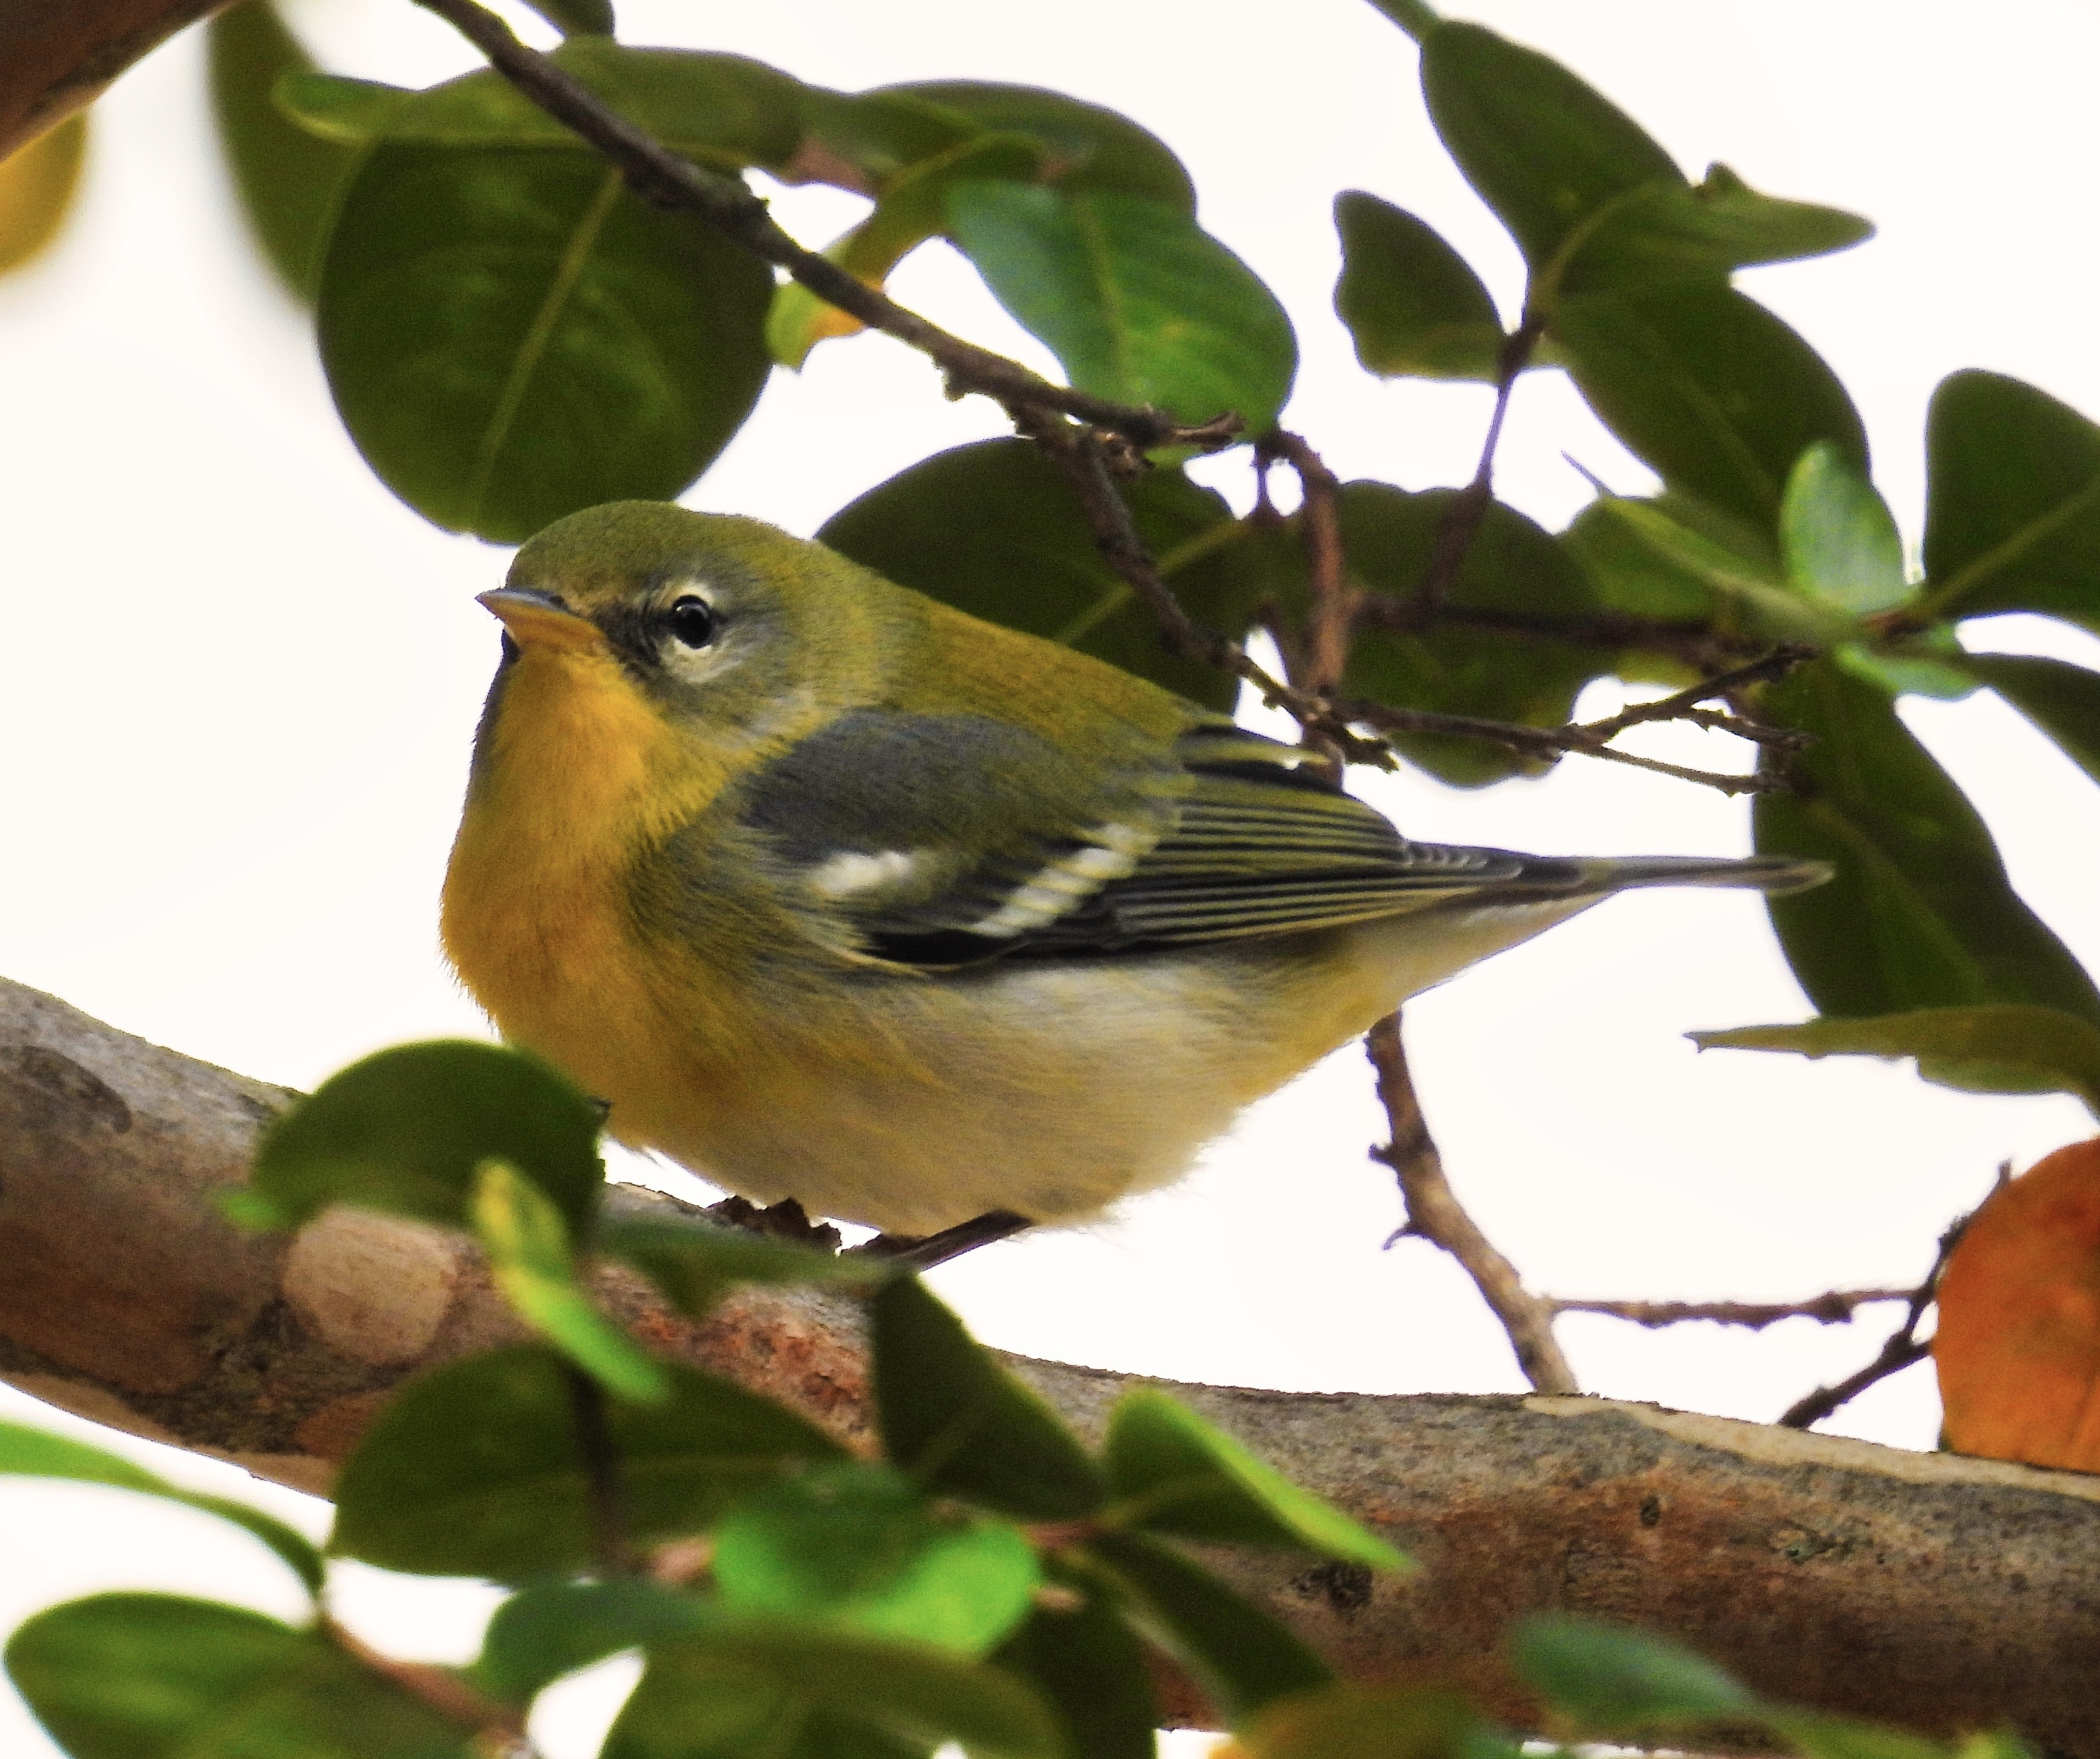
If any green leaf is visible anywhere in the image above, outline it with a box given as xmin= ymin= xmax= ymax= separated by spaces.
xmin=331 ymin=1344 xmax=844 ymax=1581
xmin=1770 ymin=1715 xmax=1958 ymax=1759
xmin=1922 ymin=371 xmax=2100 ymax=634
xmin=471 ymin=1160 xmax=667 ymax=1402
xmin=795 ymin=86 xmax=980 ymax=191
xmin=990 ymin=1563 xmax=1158 ymax=1759
xmin=878 ymin=82 xmax=1194 ymax=210
xmin=279 ymin=45 xmax=805 ymax=170
xmin=946 ymin=182 xmax=1297 ymax=432
xmin=601 ymin=1212 xmax=890 ymax=1320
xmin=209 ymin=1 xmax=358 ymax=300
xmin=0 ymin=113 xmax=87 ymax=277
xmin=817 ymin=438 xmax=1250 ymax=711
xmin=1552 ymin=284 xmax=1867 ymax=527
xmin=1239 ymin=1682 xmax=1488 ymax=1759
xmin=1333 ymin=191 xmax=1506 ymax=382
xmin=603 ymin=1617 xmax=1062 ymax=1759
xmin=1833 ymin=629 xmax=1978 ymax=702
xmin=523 ymin=0 xmax=614 ymax=35
xmin=1966 ymin=652 xmax=2100 ymax=787
xmin=1754 ymin=662 xmax=2100 ymax=1027
xmin=870 ymin=1277 xmax=1103 ymax=1520
xmin=1556 ymin=164 xmax=1871 ymax=301
xmin=1782 ymin=441 xmax=1912 ymax=616
xmin=1510 ymin=1614 xmax=1759 ymax=1730
xmin=1691 ymin=1005 xmax=2100 ymax=1113
xmin=6 ymin=1595 xmax=472 ymax=1759
xmin=1335 ymin=483 xmax=1616 ymax=785
xmin=0 ymin=1422 xmax=324 ymax=1596
xmin=1079 ymin=1531 xmax=1331 ymax=1721
xmin=769 ymin=133 xmax=1046 ymax=368
xmin=318 ymin=140 xmax=772 ymax=542
xmin=1420 ymin=22 xmax=1678 ymax=272
xmin=713 ymin=1461 xmax=1038 ymax=1655
xmin=471 ymin=1579 xmax=705 ymax=1703
xmin=1563 ymin=493 xmax=1831 ymax=642
xmin=1103 ymin=1389 xmax=1408 ymax=1569
xmin=241 ymin=1040 xmax=605 ymax=1241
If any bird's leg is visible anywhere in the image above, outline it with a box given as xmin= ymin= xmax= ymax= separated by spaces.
xmin=703 ymin=1194 xmax=845 ymax=1254
xmin=856 ymin=1210 xmax=1033 ymax=1270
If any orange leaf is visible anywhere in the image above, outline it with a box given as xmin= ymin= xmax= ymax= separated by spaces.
xmin=1935 ymin=1136 xmax=2100 ymax=1470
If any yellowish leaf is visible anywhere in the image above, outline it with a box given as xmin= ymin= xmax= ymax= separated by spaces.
xmin=0 ymin=113 xmax=88 ymax=275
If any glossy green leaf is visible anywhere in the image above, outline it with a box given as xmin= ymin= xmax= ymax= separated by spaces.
xmin=714 ymin=1462 xmax=1037 ymax=1655
xmin=1922 ymin=370 xmax=2100 ymax=634
xmin=524 ymin=0 xmax=614 ymax=35
xmin=991 ymin=1563 xmax=1158 ymax=1759
xmin=604 ymin=1618 xmax=1061 ymax=1759
xmin=238 ymin=1040 xmax=604 ymax=1241
xmin=1552 ymin=283 xmax=1867 ymax=527
xmin=279 ymin=44 xmax=805 ymax=169
xmin=1782 ymin=441 xmax=1911 ymax=615
xmin=1833 ymin=629 xmax=1977 ymax=702
xmin=318 ymin=139 xmax=772 ymax=542
xmin=1420 ymin=22 xmax=1678 ymax=272
xmin=947 ymin=181 xmax=1297 ymax=431
xmin=880 ymin=82 xmax=1194 ymax=209
xmin=471 ymin=1579 xmax=705 ymax=1703
xmin=601 ymin=1211 xmax=888 ymax=1320
xmin=6 ymin=1595 xmax=471 ymax=1759
xmin=1080 ymin=1531 xmax=1331 ymax=1720
xmin=795 ymin=86 xmax=980 ymax=191
xmin=0 ymin=113 xmax=87 ymax=276
xmin=331 ymin=1344 xmax=844 ymax=1581
xmin=769 ymin=133 xmax=1045 ymax=367
xmin=817 ymin=438 xmax=1250 ymax=710
xmin=1754 ymin=662 xmax=2100 ymax=1027
xmin=1238 ymin=1682 xmax=1488 ymax=1759
xmin=1967 ymin=652 xmax=2100 ymax=788
xmin=1556 ymin=164 xmax=1871 ymax=300
xmin=1333 ymin=191 xmax=1505 ymax=382
xmin=870 ymin=1277 xmax=1103 ymax=1520
xmin=209 ymin=1 xmax=356 ymax=299
xmin=1103 ymin=1389 xmax=1407 ymax=1568
xmin=471 ymin=1160 xmax=667 ymax=1402
xmin=1335 ymin=483 xmax=1616 ymax=785
xmin=0 ymin=1422 xmax=324 ymax=1596
xmin=1692 ymin=1005 xmax=2100 ymax=1113
xmin=1510 ymin=1614 xmax=1758 ymax=1730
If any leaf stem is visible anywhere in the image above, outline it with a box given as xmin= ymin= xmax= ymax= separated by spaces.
xmin=565 ymin=1363 xmax=635 ymax=1576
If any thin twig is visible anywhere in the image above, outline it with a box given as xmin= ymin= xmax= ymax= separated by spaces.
xmin=323 ymin=1615 xmax=532 ymax=1753
xmin=1554 ymin=1289 xmax=1913 ymax=1331
xmin=1258 ymin=430 xmax=1356 ymax=781
xmin=1573 ymin=644 xmax=1818 ymax=741
xmin=1367 ymin=1013 xmax=1578 ymax=1395
xmin=1778 ymin=1188 xmax=1995 ymax=1430
xmin=565 ymin=1364 xmax=635 ymax=1577
xmin=411 ymin=0 xmax=1235 ymax=454
xmin=1414 ymin=314 xmax=1546 ymax=608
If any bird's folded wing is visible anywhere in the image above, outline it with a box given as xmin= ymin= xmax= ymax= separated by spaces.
xmin=733 ymin=710 xmax=1581 ymax=966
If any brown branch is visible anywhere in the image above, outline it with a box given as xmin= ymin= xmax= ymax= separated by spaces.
xmin=1778 ymin=1198 xmax=1987 ymax=1430
xmin=410 ymin=0 xmax=1234 ymax=456
xmin=1573 ymin=645 xmax=1818 ymax=742
xmin=1258 ymin=431 xmax=1354 ymax=698
xmin=12 ymin=976 xmax=2100 ymax=1750
xmin=322 ymin=1614 xmax=529 ymax=1750
xmin=1554 ymin=1291 xmax=1913 ymax=1332
xmin=0 ymin=0 xmax=231 ymax=159
xmin=1366 ymin=1013 xmax=1578 ymax=1396
xmin=1414 ymin=314 xmax=1546 ymax=608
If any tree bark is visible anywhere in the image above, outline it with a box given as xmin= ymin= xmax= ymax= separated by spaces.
xmin=0 ymin=0 xmax=231 ymax=159
xmin=3 ymin=971 xmax=2099 ymax=1750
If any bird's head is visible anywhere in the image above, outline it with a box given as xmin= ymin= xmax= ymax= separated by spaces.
xmin=475 ymin=501 xmax=894 ymax=758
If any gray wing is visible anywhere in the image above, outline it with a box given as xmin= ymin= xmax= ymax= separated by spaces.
xmin=730 ymin=710 xmax=1607 ymax=968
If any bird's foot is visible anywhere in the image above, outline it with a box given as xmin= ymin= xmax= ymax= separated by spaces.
xmin=856 ymin=1210 xmax=1033 ymax=1271
xmin=702 ymin=1194 xmax=845 ymax=1255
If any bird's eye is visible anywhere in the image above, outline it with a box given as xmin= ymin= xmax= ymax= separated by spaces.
xmin=667 ymin=595 xmax=719 ymax=649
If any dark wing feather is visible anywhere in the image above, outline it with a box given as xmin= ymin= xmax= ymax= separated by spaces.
xmin=733 ymin=711 xmax=1590 ymax=967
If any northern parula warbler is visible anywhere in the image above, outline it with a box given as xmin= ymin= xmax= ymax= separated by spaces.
xmin=441 ymin=502 xmax=1824 ymax=1237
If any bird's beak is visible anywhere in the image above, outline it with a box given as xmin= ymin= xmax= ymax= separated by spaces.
xmin=476 ymin=587 xmax=605 ymax=655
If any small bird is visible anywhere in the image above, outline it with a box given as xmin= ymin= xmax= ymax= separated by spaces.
xmin=442 ymin=502 xmax=1825 ymax=1243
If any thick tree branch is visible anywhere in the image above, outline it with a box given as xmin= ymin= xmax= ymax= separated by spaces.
xmin=0 ymin=0 xmax=229 ymax=159
xmin=6 ymin=976 xmax=2100 ymax=1749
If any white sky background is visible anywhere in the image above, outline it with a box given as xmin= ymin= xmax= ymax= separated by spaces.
xmin=4 ymin=1 xmax=2100 ymax=1752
